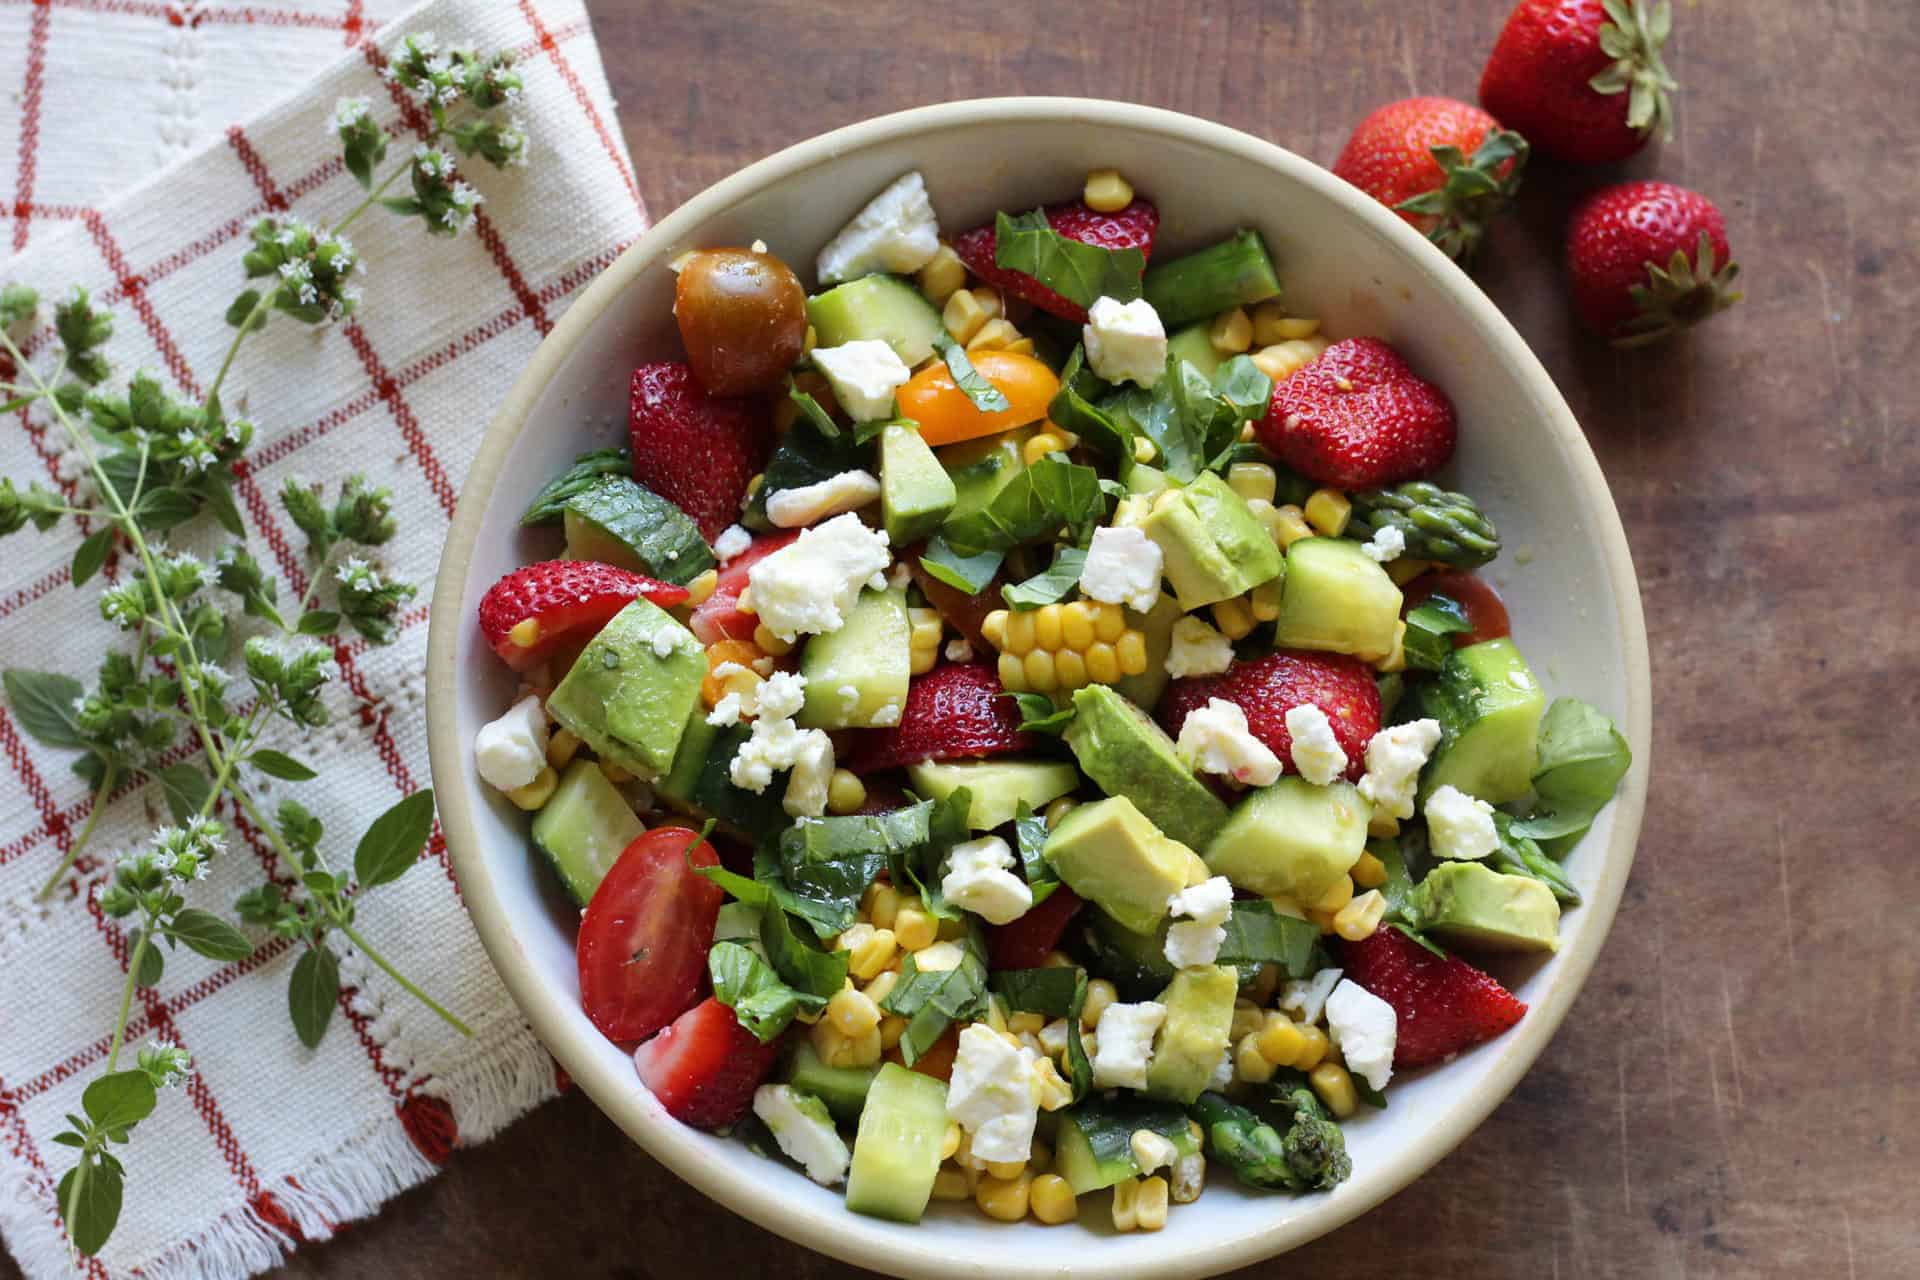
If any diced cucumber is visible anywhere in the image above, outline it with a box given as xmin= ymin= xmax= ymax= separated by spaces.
xmin=1417 ymin=637 xmax=1547 ymax=805
xmin=656 ymin=702 xmax=718 ymax=809
xmin=879 ymin=423 xmax=956 ymax=544
xmin=1080 ymin=906 xmax=1175 ymax=1002
xmin=1273 ymin=536 xmax=1403 ymax=660
xmin=845 ymin=1063 xmax=948 ymax=1223
xmin=562 ymin=476 xmax=715 ymax=585
xmin=714 ymin=902 xmax=765 ymax=950
xmin=1204 ymin=776 xmax=1369 ymax=902
xmin=785 ymin=1042 xmax=880 ymax=1124
xmin=528 ymin=759 xmax=643 ymax=905
xmin=798 ymin=587 xmax=911 ymax=729
xmin=1142 ymin=229 xmax=1282 ymax=331
xmin=903 ymin=758 xmax=1080 ymax=831
xmin=660 ymin=722 xmax=790 ymax=841
xmin=1165 ymin=322 xmax=1224 ymax=381
xmin=1053 ymin=1099 xmax=1202 ymax=1195
xmin=939 ymin=426 xmax=1036 ymax=524
xmin=806 ymin=274 xmax=946 ymax=367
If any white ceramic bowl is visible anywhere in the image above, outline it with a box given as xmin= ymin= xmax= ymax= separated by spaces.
xmin=426 ymin=98 xmax=1651 ymax=1278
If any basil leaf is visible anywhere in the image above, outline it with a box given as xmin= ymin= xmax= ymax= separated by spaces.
xmin=1001 ymin=545 xmax=1087 ymax=610
xmin=1216 ymin=900 xmax=1323 ymax=979
xmin=1008 ymin=693 xmax=1074 ymax=738
xmin=919 ymin=536 xmax=1004 ymax=595
xmin=932 ymin=335 xmax=1011 ymax=413
xmin=696 ymin=862 xmax=847 ymax=939
xmin=1403 ymin=595 xmax=1472 ymax=671
xmin=1049 ymin=345 xmax=1133 ymax=479
xmin=288 ymin=944 xmax=340 ymax=1048
xmin=855 ymin=414 xmax=912 ymax=446
xmin=774 ymin=805 xmax=939 ymax=935
xmin=1510 ymin=698 xmax=1632 ymax=855
xmin=519 ymin=447 xmax=631 ymax=525
xmin=1487 ymin=811 xmax=1581 ymax=905
xmin=992 ymin=965 xmax=1080 ymax=1016
xmin=167 ymin=908 xmax=254 ymax=962
xmin=940 ymin=453 xmax=1106 ymax=557
xmin=750 ymin=417 xmax=870 ymax=527
xmin=1103 ymin=355 xmax=1259 ymax=483
xmin=82 ymin=1069 xmax=157 ymax=1134
xmin=891 ymin=788 xmax=975 ymax=921
xmin=879 ymin=922 xmax=990 ymax=1066
xmin=709 ymin=941 xmax=811 ymax=1042
xmin=353 ymin=789 xmax=435 ymax=889
xmin=760 ymin=904 xmax=850 ymax=999
xmin=786 ymin=373 xmax=841 ymax=439
xmin=250 ymin=748 xmax=317 ymax=781
xmin=993 ymin=209 xmax=1146 ymax=308
xmin=59 ymin=1154 xmax=124 ymax=1257
xmin=1212 ymin=355 xmax=1273 ymax=418
xmin=4 ymin=669 xmax=87 ymax=748
xmin=1370 ymin=837 xmax=1421 ymax=929
xmin=1012 ymin=800 xmax=1060 ymax=901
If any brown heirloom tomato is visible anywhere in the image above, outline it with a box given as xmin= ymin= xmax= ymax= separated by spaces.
xmin=672 ymin=247 xmax=807 ymax=395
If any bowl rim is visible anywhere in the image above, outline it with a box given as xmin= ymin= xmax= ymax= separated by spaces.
xmin=426 ymin=95 xmax=1652 ymax=1278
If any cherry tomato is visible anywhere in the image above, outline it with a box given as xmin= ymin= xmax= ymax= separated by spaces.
xmin=1402 ymin=570 xmax=1511 ymax=647
xmin=673 ymin=248 xmax=807 ymax=396
xmin=988 ymin=887 xmax=1083 ymax=972
xmin=897 ymin=350 xmax=1060 ymax=446
xmin=577 ymin=825 xmax=724 ymax=1043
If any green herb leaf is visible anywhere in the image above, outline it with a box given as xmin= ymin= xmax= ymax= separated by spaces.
xmin=132 ymin=932 xmax=164 ymax=987
xmin=82 ymin=1070 xmax=157 ymax=1134
xmin=1101 ymin=356 xmax=1253 ymax=483
xmin=940 ymin=453 xmax=1106 ymax=557
xmin=1211 ymin=355 xmax=1273 ymax=419
xmin=918 ymin=536 xmax=1004 ymax=595
xmin=519 ymin=447 xmax=631 ymax=526
xmin=225 ymin=290 xmax=262 ymax=327
xmin=72 ymin=527 xmax=114 ymax=588
xmin=992 ymin=963 xmax=1092 ymax=1099
xmin=353 ymin=789 xmax=435 ymax=889
xmin=250 ymin=749 xmax=317 ymax=781
xmin=154 ymin=763 xmax=211 ymax=825
xmin=708 ymin=941 xmax=811 ymax=1042
xmin=786 ymin=374 xmax=841 ymax=439
xmin=1048 ymin=345 xmax=1133 ymax=480
xmin=1008 ymin=692 xmax=1074 ymax=738
xmin=1509 ymin=698 xmax=1632 ymax=855
xmin=1001 ymin=545 xmax=1087 ymax=610
xmin=289 ymin=945 xmax=340 ymax=1048
xmin=1403 ymin=594 xmax=1472 ymax=671
xmin=137 ymin=488 xmax=198 ymax=532
xmin=879 ymin=922 xmax=990 ymax=1065
xmin=760 ymin=904 xmax=849 ymax=999
xmin=749 ymin=417 xmax=869 ymax=528
xmin=1487 ymin=811 xmax=1581 ymax=905
xmin=1369 ymin=837 xmax=1422 ymax=930
xmin=695 ymin=861 xmax=844 ymax=939
xmin=167 ymin=908 xmax=255 ymax=962
xmin=1012 ymin=800 xmax=1060 ymax=904
xmin=58 ymin=1154 xmax=124 ymax=1257
xmin=4 ymin=669 xmax=87 ymax=748
xmin=993 ymin=209 xmax=1146 ymax=308
xmin=931 ymin=334 xmax=1011 ymax=413
xmin=297 ymin=610 xmax=341 ymax=636
xmin=1216 ymin=900 xmax=1323 ymax=979
xmin=202 ymin=473 xmax=246 ymax=537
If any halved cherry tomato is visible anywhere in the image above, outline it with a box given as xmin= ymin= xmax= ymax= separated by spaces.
xmin=897 ymin=350 xmax=1060 ymax=446
xmin=1402 ymin=570 xmax=1511 ymax=647
xmin=577 ymin=826 xmax=724 ymax=1043
xmin=988 ymin=887 xmax=1083 ymax=972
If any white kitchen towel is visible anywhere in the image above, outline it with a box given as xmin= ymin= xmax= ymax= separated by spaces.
xmin=0 ymin=1 xmax=649 ymax=1276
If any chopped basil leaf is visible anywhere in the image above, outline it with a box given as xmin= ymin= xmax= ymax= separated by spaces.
xmin=1100 ymin=355 xmax=1250 ymax=484
xmin=519 ymin=446 xmax=630 ymax=525
xmin=786 ymin=373 xmax=841 ymax=439
xmin=990 ymin=963 xmax=1091 ymax=1099
xmin=760 ymin=902 xmax=851 ymax=997
xmin=1012 ymin=800 xmax=1060 ymax=901
xmin=1216 ymin=900 xmax=1323 ymax=979
xmin=1487 ymin=811 xmax=1581 ymax=905
xmin=1211 ymin=354 xmax=1273 ymax=419
xmin=709 ymin=941 xmax=817 ymax=1042
xmin=919 ymin=535 xmax=1005 ymax=595
xmin=694 ymin=861 xmax=848 ymax=940
xmin=940 ymin=453 xmax=1106 ymax=556
xmin=1008 ymin=692 xmax=1075 ymax=737
xmin=1369 ymin=836 xmax=1421 ymax=929
xmin=933 ymin=334 xmax=1011 ymax=413
xmin=1403 ymin=594 xmax=1472 ymax=671
xmin=879 ymin=922 xmax=990 ymax=1066
xmin=1049 ymin=345 xmax=1134 ymax=480
xmin=1509 ymin=698 xmax=1632 ymax=855
xmin=855 ymin=414 xmax=913 ymax=446
xmin=1001 ymin=545 xmax=1087 ymax=610
xmin=993 ymin=209 xmax=1146 ymax=309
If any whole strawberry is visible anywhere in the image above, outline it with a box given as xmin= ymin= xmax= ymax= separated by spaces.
xmin=1332 ymin=97 xmax=1528 ymax=262
xmin=1480 ymin=0 xmax=1677 ymax=165
xmin=1257 ymin=338 xmax=1457 ymax=490
xmin=1567 ymin=180 xmax=1740 ymax=346
xmin=628 ymin=361 xmax=775 ymax=542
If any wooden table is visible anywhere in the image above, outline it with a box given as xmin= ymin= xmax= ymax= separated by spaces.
xmin=77 ymin=1 xmax=1920 ymax=1275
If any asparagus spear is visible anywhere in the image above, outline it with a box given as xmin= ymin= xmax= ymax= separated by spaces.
xmin=1143 ymin=229 xmax=1283 ymax=330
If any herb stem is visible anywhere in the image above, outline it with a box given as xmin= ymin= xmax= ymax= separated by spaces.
xmin=334 ymin=162 xmax=411 ymax=237
xmin=201 ymin=293 xmax=271 ymax=415
xmin=35 ymin=760 xmax=118 ymax=901
xmin=339 ymin=921 xmax=473 ymax=1036
xmin=106 ymin=926 xmax=152 ymax=1072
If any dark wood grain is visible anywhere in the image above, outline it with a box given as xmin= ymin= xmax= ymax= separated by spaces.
xmin=29 ymin=1 xmax=1920 ymax=1276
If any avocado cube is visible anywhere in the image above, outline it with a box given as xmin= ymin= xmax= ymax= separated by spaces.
xmin=1204 ymin=776 xmax=1369 ymax=902
xmin=879 ymin=423 xmax=957 ymax=545
xmin=1141 ymin=471 xmax=1283 ymax=610
xmin=1043 ymin=796 xmax=1194 ymax=935
xmin=1144 ymin=965 xmax=1238 ymax=1104
xmin=1417 ymin=637 xmax=1547 ymax=805
xmin=546 ymin=599 xmax=705 ymax=777
xmin=1273 ymin=536 xmax=1404 ymax=660
xmin=904 ymin=758 xmax=1080 ymax=831
xmin=1414 ymin=860 xmax=1561 ymax=953
xmin=1064 ymin=684 xmax=1228 ymax=851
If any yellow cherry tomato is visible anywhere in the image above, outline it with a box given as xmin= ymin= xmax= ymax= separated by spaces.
xmin=898 ymin=350 xmax=1061 ymax=446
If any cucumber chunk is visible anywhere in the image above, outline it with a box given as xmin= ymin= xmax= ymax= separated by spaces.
xmin=807 ymin=274 xmax=946 ymax=367
xmin=1417 ymin=637 xmax=1546 ymax=805
xmin=529 ymin=759 xmax=643 ymax=905
xmin=1142 ymin=229 xmax=1282 ymax=331
xmin=1053 ymin=1098 xmax=1202 ymax=1195
xmin=879 ymin=422 xmax=957 ymax=544
xmin=1204 ymin=776 xmax=1369 ymax=902
xmin=1165 ymin=322 xmax=1225 ymax=382
xmin=845 ymin=1063 xmax=948 ymax=1223
xmin=562 ymin=476 xmax=715 ymax=585
xmin=785 ymin=1042 xmax=880 ymax=1124
xmin=797 ymin=587 xmax=911 ymax=729
xmin=903 ymin=758 xmax=1080 ymax=831
xmin=1273 ymin=536 xmax=1403 ymax=660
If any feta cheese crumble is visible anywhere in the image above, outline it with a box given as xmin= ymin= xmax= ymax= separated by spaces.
xmin=809 ymin=340 xmax=911 ymax=423
xmin=1356 ymin=718 xmax=1444 ymax=820
xmin=1080 ymin=525 xmax=1164 ymax=613
xmin=782 ymin=729 xmax=835 ymax=818
xmin=947 ymin=1024 xmax=1042 ymax=1165
xmin=1360 ymin=524 xmax=1407 ymax=563
xmin=1082 ymin=295 xmax=1167 ymax=388
xmin=713 ymin=523 xmax=753 ymax=563
xmin=650 ymin=625 xmax=691 ymax=659
xmin=815 ymin=171 xmax=941 ymax=285
xmin=756 ymin=670 xmax=808 ymax=721
xmin=705 ymin=691 xmax=745 ymax=728
xmin=1165 ymin=615 xmax=1234 ymax=678
xmin=728 ymin=670 xmax=833 ymax=810
xmin=1279 ymin=967 xmax=1343 ymax=1027
xmin=473 ymin=695 xmax=548 ymax=791
xmin=1425 ymin=784 xmax=1499 ymax=861
xmin=1176 ymin=697 xmax=1283 ymax=787
xmin=1163 ymin=874 xmax=1234 ymax=969
xmin=1284 ymin=703 xmax=1349 ymax=786
xmin=939 ymin=835 xmax=1032 ymax=925
xmin=944 ymin=635 xmax=974 ymax=663
xmin=1091 ymin=1000 xmax=1166 ymax=1091
xmin=745 ymin=513 xmax=892 ymax=642
xmin=752 ymin=1084 xmax=851 ymax=1186
xmin=765 ymin=469 xmax=882 ymax=529
xmin=1325 ymin=978 xmax=1397 ymax=1092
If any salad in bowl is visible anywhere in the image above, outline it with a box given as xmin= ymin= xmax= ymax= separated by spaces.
xmin=458 ymin=162 xmax=1632 ymax=1236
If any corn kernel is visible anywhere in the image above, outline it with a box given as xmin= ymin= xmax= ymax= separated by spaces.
xmin=1083 ymin=168 xmax=1134 ymax=213
xmin=1083 ymin=642 xmax=1121 ymax=685
xmin=977 ymin=1170 xmax=1032 ymax=1222
xmin=1029 ymin=1173 xmax=1077 ymax=1224
xmin=1304 ymin=488 xmax=1352 ymax=537
xmin=1004 ymin=337 xmax=1037 ymax=356
xmin=1227 ymin=462 xmax=1277 ymax=505
xmin=1368 ymin=811 xmax=1401 ymax=839
xmin=939 ymin=1121 xmax=963 ymax=1161
xmin=1019 ymin=431 xmax=1065 ymax=466
xmin=1032 ymin=1056 xmax=1073 ymax=1111
xmin=846 ymin=1025 xmax=883 ymax=1066
xmin=827 ymin=768 xmax=867 ymax=815
xmin=1294 ymin=1024 xmax=1330 ymax=1071
xmin=1023 ymin=649 xmax=1058 ymax=692
xmin=1256 ymin=1015 xmax=1306 ymax=1067
xmin=865 ymin=883 xmax=901 ymax=931
xmin=1208 ymin=305 xmax=1253 ymax=354
xmin=506 ymin=617 xmax=541 ymax=650
xmin=1130 ymin=1130 xmax=1178 ymax=1174
xmin=1086 ymin=602 xmax=1123 ymax=644
xmin=980 ymin=608 xmax=1008 ymax=649
xmin=703 ymin=639 xmax=766 ymax=709
xmin=1111 ymin=1176 xmax=1142 ymax=1232
xmin=809 ymin=1017 xmax=851 ymax=1066
xmin=598 ymin=760 xmax=634 ymax=785
xmin=1030 ymin=603 xmax=1064 ymax=651
xmin=931 ymin=1168 xmax=971 ymax=1202
xmin=917 ymin=243 xmax=967 ymax=306
xmin=1210 ymin=596 xmax=1255 ymax=641
xmin=827 ymin=987 xmax=882 ymax=1037
xmin=1313 ymin=874 xmax=1356 ymax=914
xmin=863 ymin=968 xmax=900 ymax=1006
xmin=1270 ymin=503 xmax=1313 ymax=547
xmin=1249 ymin=579 xmax=1283 ymax=623
xmin=1388 ymin=556 xmax=1433 ymax=587
xmin=969 ymin=287 xmax=1003 ymax=319
xmin=943 ymin=288 xmax=988 ymax=344
xmin=1041 ymin=600 xmax=1091 ymax=651
xmin=1134 ymin=1176 xmax=1169 ymax=1231
xmin=1131 ymin=435 xmax=1158 ymax=464
xmin=505 ymin=766 xmax=558 ymax=811
xmin=1043 ymin=797 xmax=1078 ymax=829
xmin=1003 ymin=610 xmax=1037 ymax=656
xmin=1054 ymin=649 xmax=1088 ymax=690
xmin=545 ymin=728 xmax=581 ymax=770
xmin=678 ymin=567 xmax=718 ymax=606
xmin=735 ymin=586 xmax=755 ymax=615
xmin=1251 ymin=344 xmax=1304 ymax=383
xmin=1082 ymin=979 xmax=1117 ymax=1028
xmin=1115 ymin=630 xmax=1150 ymax=677
xmin=878 ymin=1015 xmax=907 ymax=1050
xmin=1267 ymin=894 xmax=1307 ymax=920
xmin=1310 ymin=1061 xmax=1360 ymax=1120
xmin=1043 ymin=950 xmax=1075 ymax=969
xmin=1377 ymin=619 xmax=1409 ymax=674
xmin=893 ymin=906 xmax=936 ymax=952
xmin=752 ymin=623 xmax=794 ymax=657
xmin=1230 ymin=999 xmax=1265 ymax=1042
xmin=999 ymin=1011 xmax=1043 ymax=1038
xmin=1352 ymin=851 xmax=1388 ymax=888
xmin=848 ymin=927 xmax=899 ymax=980
xmin=997 ymin=652 xmax=1029 ymax=692
xmin=968 ymin=317 xmax=1023 ymax=354
xmin=1251 ymin=304 xmax=1322 ymax=346
xmin=1335 ymin=889 xmax=1388 ymax=942
xmin=1235 ymin=1032 xmax=1276 ymax=1083
xmin=985 ymin=1157 xmax=1028 ymax=1181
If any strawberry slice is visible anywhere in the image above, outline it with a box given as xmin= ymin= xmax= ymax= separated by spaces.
xmin=686 ymin=529 xmax=799 ymax=645
xmin=629 ymin=361 xmax=776 ymax=542
xmin=1160 ymin=650 xmax=1381 ymax=784
xmin=950 ymin=198 xmax=1159 ymax=323
xmin=478 ymin=559 xmax=689 ymax=673
xmin=841 ymin=662 xmax=1034 ymax=775
xmin=1257 ymin=337 xmax=1458 ymax=490
xmin=988 ymin=887 xmax=1083 ymax=973
xmin=632 ymin=996 xmax=783 ymax=1130
xmin=1341 ymin=926 xmax=1527 ymax=1068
